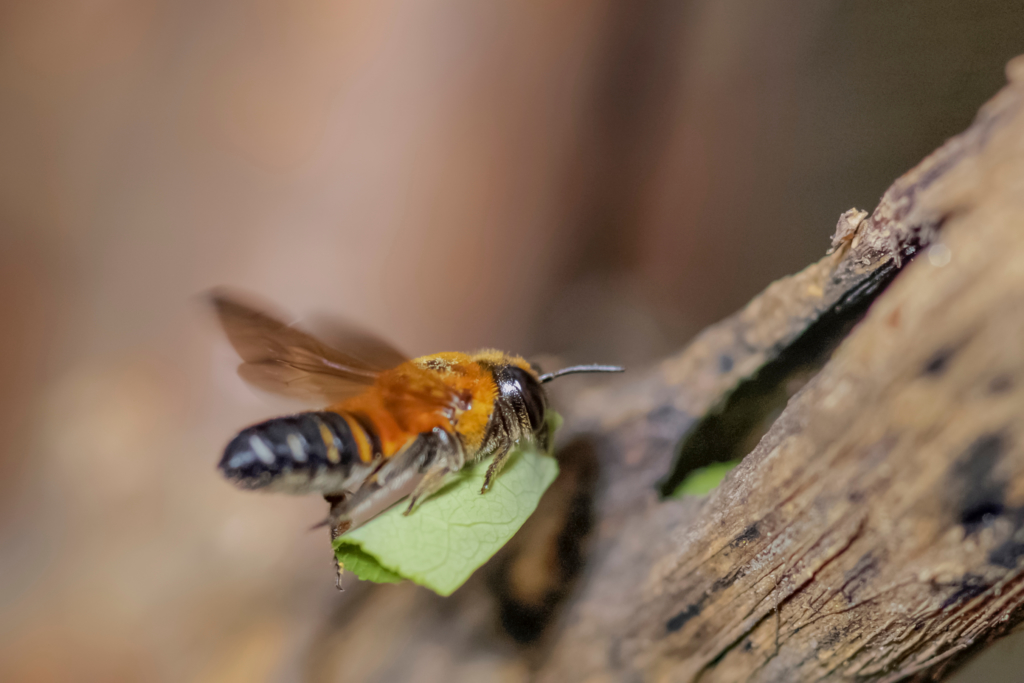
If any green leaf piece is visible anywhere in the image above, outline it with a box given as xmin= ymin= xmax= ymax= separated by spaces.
xmin=671 ymin=460 xmax=739 ymax=497
xmin=333 ymin=413 xmax=562 ymax=596
xmin=334 ymin=544 xmax=404 ymax=584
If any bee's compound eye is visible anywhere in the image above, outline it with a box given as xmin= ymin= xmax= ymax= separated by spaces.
xmin=503 ymin=366 xmax=547 ymax=433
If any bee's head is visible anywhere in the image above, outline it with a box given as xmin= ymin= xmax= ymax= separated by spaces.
xmin=494 ymin=362 xmax=548 ymax=435
xmin=473 ymin=351 xmax=623 ymax=442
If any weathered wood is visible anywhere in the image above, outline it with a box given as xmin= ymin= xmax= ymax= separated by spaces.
xmin=305 ymin=56 xmax=1024 ymax=682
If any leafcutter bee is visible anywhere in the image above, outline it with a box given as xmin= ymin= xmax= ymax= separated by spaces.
xmin=212 ymin=292 xmax=622 ymax=542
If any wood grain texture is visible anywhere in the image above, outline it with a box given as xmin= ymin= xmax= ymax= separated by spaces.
xmin=306 ymin=56 xmax=1024 ymax=683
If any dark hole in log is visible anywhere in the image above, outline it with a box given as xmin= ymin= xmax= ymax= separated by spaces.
xmin=952 ymin=431 xmax=1010 ymax=536
xmin=657 ymin=262 xmax=901 ymax=497
xmin=960 ymin=501 xmax=1005 ymax=533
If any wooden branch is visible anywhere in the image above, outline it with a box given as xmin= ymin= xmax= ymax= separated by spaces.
xmin=305 ymin=56 xmax=1024 ymax=682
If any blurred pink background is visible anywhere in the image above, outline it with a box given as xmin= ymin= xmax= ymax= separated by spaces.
xmin=1 ymin=1 xmax=1022 ymax=681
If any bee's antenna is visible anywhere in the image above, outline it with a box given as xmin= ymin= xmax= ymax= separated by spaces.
xmin=538 ymin=364 xmax=625 ymax=383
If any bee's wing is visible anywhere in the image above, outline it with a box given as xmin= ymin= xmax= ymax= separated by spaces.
xmin=210 ymin=290 xmax=409 ymax=403
xmin=305 ymin=314 xmax=409 ymax=373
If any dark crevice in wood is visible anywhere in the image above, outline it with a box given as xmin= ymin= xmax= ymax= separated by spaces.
xmin=657 ymin=261 xmax=901 ymax=497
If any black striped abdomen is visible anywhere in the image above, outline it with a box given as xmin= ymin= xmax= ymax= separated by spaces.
xmin=219 ymin=411 xmax=374 ymax=494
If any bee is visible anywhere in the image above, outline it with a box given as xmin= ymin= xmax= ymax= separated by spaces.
xmin=212 ymin=292 xmax=622 ymax=540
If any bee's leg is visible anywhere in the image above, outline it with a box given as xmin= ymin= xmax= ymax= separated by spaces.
xmin=403 ymin=466 xmax=452 ymax=515
xmin=323 ymin=437 xmax=433 ymax=531
xmin=324 ymin=491 xmax=349 ymax=516
xmin=323 ymin=492 xmax=354 ymax=534
xmin=480 ymin=443 xmax=514 ymax=493
xmin=322 ymin=492 xmax=352 ymax=590
xmin=330 ymin=523 xmax=349 ymax=590
xmin=404 ymin=428 xmax=465 ymax=515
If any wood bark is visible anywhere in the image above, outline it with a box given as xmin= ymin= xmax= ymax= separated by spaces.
xmin=306 ymin=56 xmax=1024 ymax=683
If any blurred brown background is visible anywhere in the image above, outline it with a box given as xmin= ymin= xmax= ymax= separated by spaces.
xmin=1 ymin=1 xmax=1022 ymax=681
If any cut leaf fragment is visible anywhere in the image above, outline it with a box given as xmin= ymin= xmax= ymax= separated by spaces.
xmin=671 ymin=460 xmax=739 ymax=497
xmin=334 ymin=545 xmax=404 ymax=585
xmin=333 ymin=413 xmax=562 ymax=596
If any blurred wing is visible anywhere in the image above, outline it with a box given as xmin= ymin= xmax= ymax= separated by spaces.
xmin=305 ymin=317 xmax=463 ymax=423
xmin=210 ymin=291 xmax=409 ymax=403
xmin=305 ymin=314 xmax=409 ymax=372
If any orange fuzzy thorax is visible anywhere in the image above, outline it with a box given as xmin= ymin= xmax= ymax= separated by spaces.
xmin=324 ymin=350 xmax=536 ymax=463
